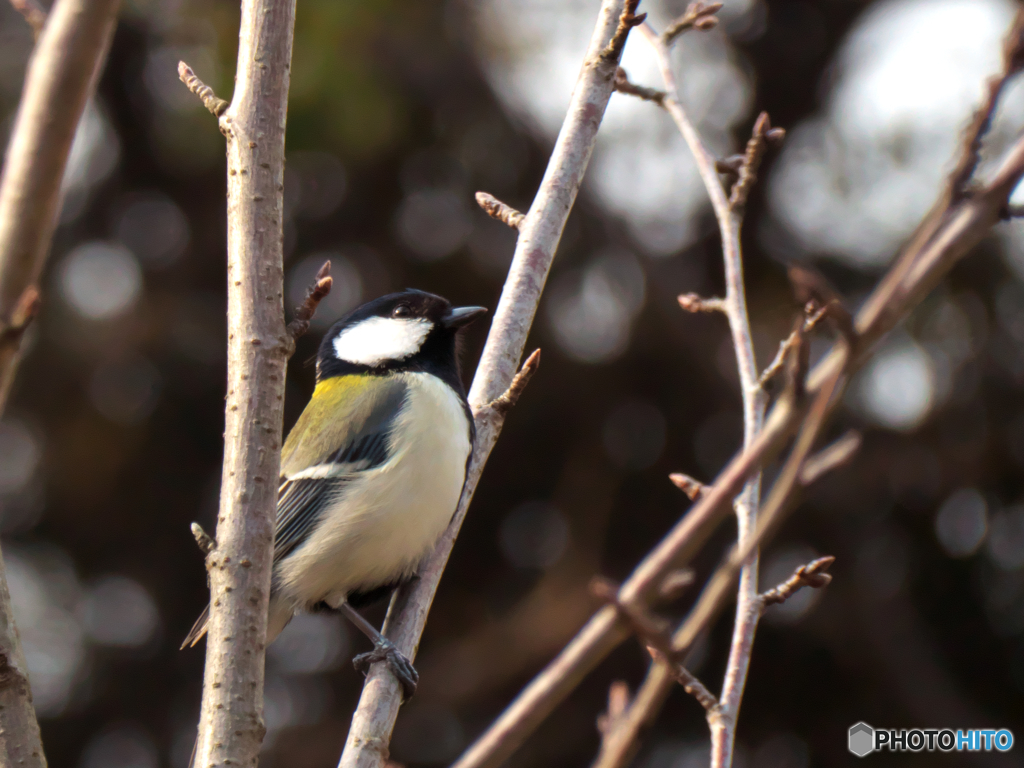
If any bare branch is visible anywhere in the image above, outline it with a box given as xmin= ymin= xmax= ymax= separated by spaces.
xmin=755 ymin=301 xmax=828 ymax=390
xmin=629 ymin=24 xmax=777 ymax=768
xmin=485 ymin=349 xmax=541 ymax=417
xmin=663 ymin=1 xmax=722 ymax=45
xmin=338 ymin=2 xmax=639 ymax=766
xmin=591 ymin=578 xmax=718 ymax=715
xmin=596 ymin=681 xmax=631 ymax=741
xmin=286 ymin=260 xmax=333 ymax=345
xmin=589 ymin=578 xmax=673 ymax=657
xmin=948 ymin=8 xmax=1024 ymax=197
xmin=9 ymin=0 xmax=46 ymax=37
xmin=799 ymin=431 xmax=862 ymax=486
xmin=646 ymin=648 xmax=718 ymax=713
xmin=191 ymin=1 xmax=297 ymax=766
xmin=450 ymin=122 xmax=1024 ymax=768
xmin=475 ymin=192 xmax=525 ymax=230
xmin=668 ymin=472 xmax=708 ymax=500
xmin=177 ymin=61 xmax=229 ymax=117
xmin=759 ymin=556 xmax=835 ymax=609
xmin=0 ymin=0 xmax=122 ymax=761
xmin=729 ymin=112 xmax=781 ymax=211
xmin=657 ymin=569 xmax=695 ymax=603
xmin=613 ymin=68 xmax=665 ymax=106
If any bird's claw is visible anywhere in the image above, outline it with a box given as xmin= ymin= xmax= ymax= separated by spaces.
xmin=353 ymin=637 xmax=419 ymax=700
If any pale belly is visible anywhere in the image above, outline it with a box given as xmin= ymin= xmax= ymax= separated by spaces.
xmin=275 ymin=372 xmax=471 ymax=607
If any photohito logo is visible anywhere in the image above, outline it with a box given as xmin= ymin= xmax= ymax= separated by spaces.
xmin=848 ymin=723 xmax=1014 ymax=757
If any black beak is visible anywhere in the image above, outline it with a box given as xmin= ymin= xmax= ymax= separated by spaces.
xmin=443 ymin=305 xmax=487 ymax=329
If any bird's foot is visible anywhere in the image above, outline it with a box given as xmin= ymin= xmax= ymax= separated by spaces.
xmin=353 ymin=636 xmax=419 ymax=700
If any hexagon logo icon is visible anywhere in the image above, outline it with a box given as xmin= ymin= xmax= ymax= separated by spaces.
xmin=849 ymin=722 xmax=875 ymax=757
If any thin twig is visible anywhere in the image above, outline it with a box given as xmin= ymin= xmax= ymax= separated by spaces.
xmin=755 ymin=301 xmax=828 ymax=390
xmin=9 ymin=0 xmax=46 ymax=37
xmin=337 ymin=3 xmax=638 ymax=765
xmin=646 ymin=648 xmax=718 ymax=713
xmin=191 ymin=523 xmax=216 ymax=555
xmin=759 ymin=556 xmax=835 ymax=609
xmin=656 ymin=569 xmax=695 ymax=603
xmin=663 ymin=1 xmax=722 ymax=45
xmin=798 ymin=431 xmax=861 ymax=486
xmin=597 ymin=681 xmax=631 ymax=742
xmin=729 ymin=112 xmax=781 ymax=211
xmin=667 ymin=349 xmax=849 ymax=663
xmin=286 ymin=260 xmax=333 ymax=345
xmin=177 ymin=61 xmax=229 ymax=117
xmin=485 ymin=349 xmax=541 ymax=417
xmin=449 ymin=80 xmax=1024 ymax=768
xmin=0 ymin=0 xmax=121 ymax=762
xmin=0 ymin=286 xmax=41 ymax=409
xmin=668 ymin=472 xmax=708 ymax=500
xmin=677 ymin=293 xmax=726 ymax=313
xmin=626 ymin=23 xmax=774 ymax=768
xmin=191 ymin=0 xmax=297 ymax=765
xmin=948 ymin=8 xmax=1024 ymax=198
xmin=601 ymin=0 xmax=645 ymax=62
xmin=475 ymin=192 xmax=525 ymax=230
xmin=613 ymin=68 xmax=665 ymax=106
xmin=591 ymin=578 xmax=718 ymax=714
xmin=589 ymin=578 xmax=673 ymax=656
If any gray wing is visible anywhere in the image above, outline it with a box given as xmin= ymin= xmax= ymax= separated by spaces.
xmin=273 ymin=375 xmax=407 ymax=563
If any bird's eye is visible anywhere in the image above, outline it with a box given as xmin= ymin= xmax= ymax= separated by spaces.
xmin=392 ymin=304 xmax=411 ymax=318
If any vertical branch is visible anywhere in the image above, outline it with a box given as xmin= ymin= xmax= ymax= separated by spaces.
xmin=594 ymin=22 xmax=773 ymax=768
xmin=0 ymin=0 xmax=122 ymax=763
xmin=190 ymin=0 xmax=297 ymax=765
xmin=336 ymin=2 xmax=638 ymax=767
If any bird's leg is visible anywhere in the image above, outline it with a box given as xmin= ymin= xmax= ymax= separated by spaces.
xmin=336 ymin=600 xmax=419 ymax=699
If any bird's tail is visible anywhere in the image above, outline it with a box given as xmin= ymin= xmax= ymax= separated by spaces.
xmin=181 ymin=597 xmax=294 ymax=651
xmin=181 ymin=604 xmax=210 ymax=650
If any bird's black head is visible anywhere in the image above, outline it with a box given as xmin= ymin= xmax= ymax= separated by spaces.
xmin=317 ymin=290 xmax=486 ymax=393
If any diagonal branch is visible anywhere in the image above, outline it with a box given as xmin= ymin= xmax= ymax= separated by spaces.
xmin=335 ymin=6 xmax=641 ymax=765
xmin=0 ymin=0 xmax=122 ymax=763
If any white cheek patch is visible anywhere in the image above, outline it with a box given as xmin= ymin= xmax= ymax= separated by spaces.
xmin=333 ymin=316 xmax=432 ymax=366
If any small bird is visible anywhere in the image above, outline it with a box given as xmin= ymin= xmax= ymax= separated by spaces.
xmin=183 ymin=289 xmax=486 ymax=695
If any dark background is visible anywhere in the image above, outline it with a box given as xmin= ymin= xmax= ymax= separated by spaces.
xmin=0 ymin=0 xmax=1022 ymax=766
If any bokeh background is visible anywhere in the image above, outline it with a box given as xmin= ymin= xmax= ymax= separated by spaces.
xmin=0 ymin=0 xmax=1023 ymax=765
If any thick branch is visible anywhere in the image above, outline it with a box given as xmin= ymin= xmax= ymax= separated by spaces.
xmin=0 ymin=0 xmax=121 ymax=763
xmin=449 ymin=110 xmax=1024 ymax=768
xmin=335 ymin=4 xmax=637 ymax=766
xmin=191 ymin=1 xmax=297 ymax=766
